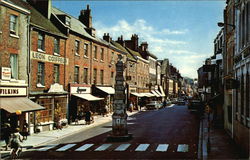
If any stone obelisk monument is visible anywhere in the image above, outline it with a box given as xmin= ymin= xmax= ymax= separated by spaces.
xmin=107 ymin=55 xmax=132 ymax=141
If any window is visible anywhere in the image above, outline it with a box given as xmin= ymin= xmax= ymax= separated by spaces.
xmin=247 ymin=2 xmax=250 ymax=43
xmin=54 ymin=38 xmax=60 ymax=55
xmin=9 ymin=15 xmax=17 ymax=35
xmin=111 ymin=71 xmax=114 ymax=79
xmin=93 ymin=45 xmax=97 ymax=59
xmin=65 ymin=16 xmax=71 ymax=26
xmin=75 ymin=40 xmax=80 ymax=55
xmin=241 ymin=73 xmax=244 ymax=120
xmin=111 ymin=52 xmax=114 ymax=63
xmin=93 ymin=69 xmax=97 ymax=84
xmin=100 ymin=48 xmax=104 ymax=61
xmin=84 ymin=43 xmax=88 ymax=57
xmin=74 ymin=66 xmax=79 ymax=83
xmin=37 ymin=62 xmax=45 ymax=85
xmin=100 ymin=70 xmax=104 ymax=85
xmin=83 ymin=68 xmax=88 ymax=84
xmin=10 ymin=54 xmax=18 ymax=79
xmin=54 ymin=64 xmax=59 ymax=83
xmin=38 ymin=33 xmax=45 ymax=51
xmin=246 ymin=71 xmax=249 ymax=118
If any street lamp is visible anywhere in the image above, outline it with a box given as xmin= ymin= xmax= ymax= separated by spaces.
xmin=217 ymin=22 xmax=235 ymax=29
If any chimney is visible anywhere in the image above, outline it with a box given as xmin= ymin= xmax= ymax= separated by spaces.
xmin=103 ymin=33 xmax=112 ymax=43
xmin=116 ymin=35 xmax=125 ymax=47
xmin=27 ymin=0 xmax=52 ymax=19
xmin=140 ymin=42 xmax=148 ymax=52
xmin=79 ymin=4 xmax=92 ymax=28
xmin=131 ymin=34 xmax=139 ymax=51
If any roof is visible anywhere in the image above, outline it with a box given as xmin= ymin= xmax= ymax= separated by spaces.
xmin=111 ymin=41 xmax=135 ymax=60
xmin=126 ymin=47 xmax=142 ymax=58
xmin=9 ymin=0 xmax=66 ymax=38
xmin=52 ymin=7 xmax=112 ymax=47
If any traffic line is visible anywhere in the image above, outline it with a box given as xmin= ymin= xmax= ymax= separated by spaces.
xmin=75 ymin=144 xmax=94 ymax=151
xmin=37 ymin=144 xmax=59 ymax=151
xmin=135 ymin=144 xmax=150 ymax=151
xmin=114 ymin=144 xmax=131 ymax=151
xmin=94 ymin=144 xmax=112 ymax=151
xmin=177 ymin=144 xmax=189 ymax=152
xmin=56 ymin=144 xmax=76 ymax=151
xmin=156 ymin=144 xmax=169 ymax=152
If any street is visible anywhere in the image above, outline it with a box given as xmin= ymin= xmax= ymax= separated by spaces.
xmin=20 ymin=104 xmax=200 ymax=159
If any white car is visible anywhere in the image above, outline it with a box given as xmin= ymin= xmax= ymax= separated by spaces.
xmin=146 ymin=101 xmax=163 ymax=110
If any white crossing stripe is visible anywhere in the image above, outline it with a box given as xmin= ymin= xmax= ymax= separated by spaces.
xmin=37 ymin=144 xmax=59 ymax=151
xmin=156 ymin=144 xmax=169 ymax=152
xmin=56 ymin=144 xmax=76 ymax=151
xmin=177 ymin=144 xmax=189 ymax=152
xmin=114 ymin=144 xmax=131 ymax=151
xmin=135 ymin=144 xmax=150 ymax=151
xmin=75 ymin=144 xmax=94 ymax=151
xmin=94 ymin=144 xmax=112 ymax=151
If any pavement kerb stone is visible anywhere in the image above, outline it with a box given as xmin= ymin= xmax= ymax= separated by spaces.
xmin=32 ymin=111 xmax=139 ymax=147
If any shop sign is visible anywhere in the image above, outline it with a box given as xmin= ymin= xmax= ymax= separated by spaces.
xmin=71 ymin=86 xmax=90 ymax=94
xmin=1 ymin=67 xmax=11 ymax=80
xmin=48 ymin=83 xmax=65 ymax=93
xmin=0 ymin=86 xmax=27 ymax=96
xmin=31 ymin=51 xmax=68 ymax=65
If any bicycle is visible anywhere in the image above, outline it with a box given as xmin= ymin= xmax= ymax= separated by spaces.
xmin=10 ymin=147 xmax=22 ymax=159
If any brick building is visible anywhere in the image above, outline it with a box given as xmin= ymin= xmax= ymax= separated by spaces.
xmin=24 ymin=0 xmax=68 ymax=132
xmin=0 ymin=0 xmax=44 ymax=134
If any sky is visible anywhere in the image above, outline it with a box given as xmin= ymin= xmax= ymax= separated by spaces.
xmin=52 ymin=0 xmax=226 ymax=79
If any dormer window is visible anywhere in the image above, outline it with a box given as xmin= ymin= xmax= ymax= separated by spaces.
xmin=65 ymin=16 xmax=71 ymax=26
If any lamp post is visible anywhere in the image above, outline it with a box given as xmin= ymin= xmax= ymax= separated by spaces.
xmin=217 ymin=22 xmax=235 ymax=29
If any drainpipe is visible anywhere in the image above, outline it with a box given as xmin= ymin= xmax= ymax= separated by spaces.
xmin=90 ymin=41 xmax=93 ymax=84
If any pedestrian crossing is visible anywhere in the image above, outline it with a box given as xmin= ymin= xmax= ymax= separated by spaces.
xmin=33 ymin=143 xmax=190 ymax=153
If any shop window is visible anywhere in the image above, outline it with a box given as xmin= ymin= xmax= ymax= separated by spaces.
xmin=10 ymin=54 xmax=18 ymax=79
xmin=54 ymin=38 xmax=60 ymax=55
xmin=37 ymin=62 xmax=45 ymax=86
xmin=84 ymin=43 xmax=88 ymax=57
xmin=54 ymin=98 xmax=67 ymax=121
xmin=38 ymin=32 xmax=45 ymax=51
xmin=54 ymin=64 xmax=60 ymax=83
xmin=83 ymin=68 xmax=88 ymax=84
xmin=93 ymin=69 xmax=97 ymax=84
xmin=75 ymin=40 xmax=80 ymax=56
xmin=36 ymin=99 xmax=53 ymax=123
xmin=74 ymin=66 xmax=79 ymax=83
xmin=100 ymin=70 xmax=104 ymax=85
xmin=9 ymin=14 xmax=18 ymax=35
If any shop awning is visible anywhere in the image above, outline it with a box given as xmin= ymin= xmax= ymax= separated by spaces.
xmin=131 ymin=92 xmax=141 ymax=97
xmin=96 ymin=86 xmax=115 ymax=95
xmin=159 ymin=86 xmax=166 ymax=97
xmin=73 ymin=94 xmax=104 ymax=101
xmin=151 ymin=90 xmax=160 ymax=97
xmin=155 ymin=90 xmax=164 ymax=97
xmin=144 ymin=93 xmax=155 ymax=97
xmin=0 ymin=97 xmax=45 ymax=113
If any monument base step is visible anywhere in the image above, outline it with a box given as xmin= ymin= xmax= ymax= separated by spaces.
xmin=106 ymin=133 xmax=133 ymax=142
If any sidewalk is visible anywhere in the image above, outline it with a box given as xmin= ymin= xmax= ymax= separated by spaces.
xmin=0 ymin=111 xmax=139 ymax=158
xmin=200 ymin=113 xmax=244 ymax=160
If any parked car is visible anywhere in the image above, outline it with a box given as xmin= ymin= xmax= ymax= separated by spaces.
xmin=146 ymin=101 xmax=163 ymax=110
xmin=177 ymin=98 xmax=186 ymax=105
xmin=187 ymin=99 xmax=202 ymax=111
xmin=170 ymin=98 xmax=178 ymax=104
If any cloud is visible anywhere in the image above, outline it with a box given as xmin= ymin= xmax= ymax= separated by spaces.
xmin=94 ymin=19 xmax=204 ymax=78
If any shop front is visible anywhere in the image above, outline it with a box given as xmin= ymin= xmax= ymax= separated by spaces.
xmin=0 ymin=80 xmax=44 ymax=136
xmin=29 ymin=83 xmax=68 ymax=133
xmin=92 ymin=85 xmax=115 ymax=113
xmin=69 ymin=84 xmax=104 ymax=123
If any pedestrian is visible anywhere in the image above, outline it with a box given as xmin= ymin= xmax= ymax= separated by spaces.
xmin=85 ymin=110 xmax=91 ymax=125
xmin=9 ymin=128 xmax=23 ymax=158
xmin=3 ymin=123 xmax=11 ymax=150
xmin=129 ymin=102 xmax=133 ymax=112
xmin=22 ymin=121 xmax=29 ymax=140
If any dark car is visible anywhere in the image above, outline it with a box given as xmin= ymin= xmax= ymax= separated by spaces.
xmin=187 ymin=99 xmax=202 ymax=111
xmin=146 ymin=101 xmax=163 ymax=110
